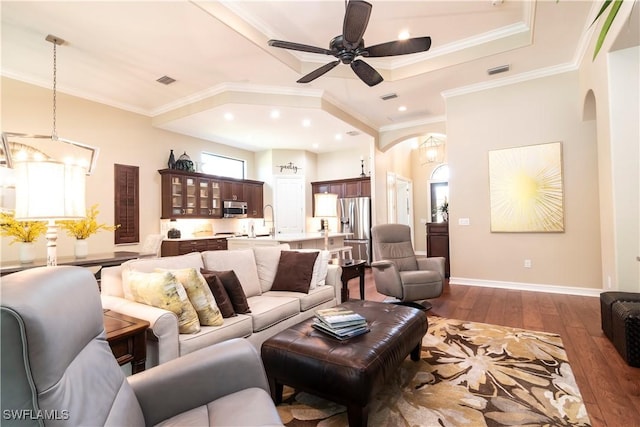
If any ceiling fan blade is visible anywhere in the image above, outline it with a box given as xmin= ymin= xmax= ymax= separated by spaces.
xmin=365 ymin=36 xmax=432 ymax=57
xmin=350 ymin=59 xmax=383 ymax=87
xmin=297 ymin=60 xmax=341 ymax=84
xmin=268 ymin=39 xmax=334 ymax=56
xmin=343 ymin=0 xmax=372 ymax=49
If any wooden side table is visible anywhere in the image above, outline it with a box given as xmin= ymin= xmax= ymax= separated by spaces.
xmin=330 ymin=259 xmax=366 ymax=301
xmin=103 ymin=310 xmax=149 ymax=374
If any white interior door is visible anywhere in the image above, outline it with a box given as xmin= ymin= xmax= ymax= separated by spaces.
xmin=274 ymin=176 xmax=304 ymax=234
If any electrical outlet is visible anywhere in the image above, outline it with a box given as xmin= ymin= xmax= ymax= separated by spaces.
xmin=524 ymin=259 xmax=532 ymax=268
xmin=458 ymin=218 xmax=470 ymax=226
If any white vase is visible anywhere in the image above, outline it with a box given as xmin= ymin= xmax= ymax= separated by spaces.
xmin=75 ymin=239 xmax=89 ymax=258
xmin=19 ymin=242 xmax=36 ymax=264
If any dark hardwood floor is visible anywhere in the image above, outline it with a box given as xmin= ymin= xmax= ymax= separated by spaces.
xmin=349 ymin=268 xmax=640 ymax=427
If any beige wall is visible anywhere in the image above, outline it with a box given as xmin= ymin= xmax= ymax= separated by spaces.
xmin=1 ymin=77 xmax=257 ymax=261
xmin=445 ymin=71 xmax=601 ymax=289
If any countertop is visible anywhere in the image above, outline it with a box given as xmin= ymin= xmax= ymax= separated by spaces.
xmin=228 ymin=232 xmax=352 ymax=243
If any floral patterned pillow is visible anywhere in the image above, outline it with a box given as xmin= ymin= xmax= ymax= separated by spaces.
xmin=156 ymin=268 xmax=223 ymax=327
xmin=123 ymin=270 xmax=200 ymax=334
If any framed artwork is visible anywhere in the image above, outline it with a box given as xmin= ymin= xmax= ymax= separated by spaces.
xmin=488 ymin=141 xmax=564 ymax=232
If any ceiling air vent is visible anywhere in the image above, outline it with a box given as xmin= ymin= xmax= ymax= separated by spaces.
xmin=156 ymin=75 xmax=176 ymax=85
xmin=346 ymin=130 xmax=361 ymax=137
xmin=487 ymin=65 xmax=510 ymax=76
xmin=380 ymin=93 xmax=398 ymax=101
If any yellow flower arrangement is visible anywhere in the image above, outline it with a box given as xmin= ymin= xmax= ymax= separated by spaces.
xmin=58 ymin=204 xmax=120 ymax=240
xmin=0 ymin=212 xmax=48 ymax=244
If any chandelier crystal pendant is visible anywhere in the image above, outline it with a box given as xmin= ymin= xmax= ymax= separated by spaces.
xmin=1 ymin=35 xmax=100 ymax=266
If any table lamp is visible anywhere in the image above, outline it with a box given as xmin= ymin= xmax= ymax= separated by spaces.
xmin=314 ymin=192 xmax=338 ymax=250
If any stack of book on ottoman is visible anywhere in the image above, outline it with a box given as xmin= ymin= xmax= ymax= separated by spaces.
xmin=313 ymin=307 xmax=369 ymax=340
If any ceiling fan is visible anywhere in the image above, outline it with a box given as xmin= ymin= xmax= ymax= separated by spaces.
xmin=268 ymin=0 xmax=431 ymax=87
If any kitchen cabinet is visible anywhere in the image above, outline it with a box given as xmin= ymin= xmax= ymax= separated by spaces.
xmin=311 ymin=177 xmax=371 ymax=212
xmin=222 ymin=180 xmax=244 ymax=201
xmin=159 ymin=169 xmax=263 ymax=219
xmin=161 ymin=238 xmax=228 ymax=257
xmin=244 ymin=182 xmax=264 ymax=218
xmin=426 ymin=222 xmax=450 ymax=277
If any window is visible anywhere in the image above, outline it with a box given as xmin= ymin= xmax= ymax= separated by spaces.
xmin=200 ymin=153 xmax=245 ymax=179
xmin=430 ymin=164 xmax=449 ymax=223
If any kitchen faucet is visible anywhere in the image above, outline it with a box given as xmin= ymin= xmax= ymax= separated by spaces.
xmin=263 ymin=204 xmax=275 ymax=236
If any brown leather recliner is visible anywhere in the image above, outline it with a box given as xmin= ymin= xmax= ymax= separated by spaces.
xmin=1 ymin=266 xmax=283 ymax=426
xmin=371 ymin=223 xmax=445 ymax=310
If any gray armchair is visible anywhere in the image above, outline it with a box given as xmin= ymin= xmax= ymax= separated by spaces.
xmin=1 ymin=266 xmax=283 ymax=427
xmin=371 ymin=224 xmax=445 ymax=310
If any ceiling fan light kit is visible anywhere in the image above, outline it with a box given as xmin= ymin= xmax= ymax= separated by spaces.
xmin=267 ymin=0 xmax=432 ymax=87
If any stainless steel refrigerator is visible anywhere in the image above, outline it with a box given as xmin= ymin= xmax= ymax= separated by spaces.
xmin=338 ymin=197 xmax=372 ymax=264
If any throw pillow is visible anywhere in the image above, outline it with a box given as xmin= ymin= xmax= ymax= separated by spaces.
xmin=201 ymin=269 xmax=251 ymax=314
xmin=200 ymin=269 xmax=236 ymax=318
xmin=271 ymin=251 xmax=319 ymax=293
xmin=293 ymin=249 xmax=330 ymax=289
xmin=123 ymin=270 xmax=200 ymax=334
xmin=156 ymin=268 xmax=223 ymax=327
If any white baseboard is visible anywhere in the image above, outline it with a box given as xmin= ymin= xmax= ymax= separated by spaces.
xmin=449 ymin=276 xmax=602 ymax=297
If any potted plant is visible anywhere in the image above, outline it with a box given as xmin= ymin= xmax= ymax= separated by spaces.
xmin=439 ymin=200 xmax=449 ymax=222
xmin=0 ymin=211 xmax=47 ymax=263
xmin=58 ymin=204 xmax=119 ymax=258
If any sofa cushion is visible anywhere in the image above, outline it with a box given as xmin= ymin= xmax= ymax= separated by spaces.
xmin=200 ymin=270 xmax=236 ymax=318
xmin=201 ymin=250 xmax=261 ymax=298
xmin=253 ymin=244 xmax=290 ymax=292
xmin=156 ymin=268 xmax=223 ymax=327
xmin=178 ymin=315 xmax=253 ymax=356
xmin=123 ymin=270 xmax=200 ymax=334
xmin=263 ymin=284 xmax=336 ymax=312
xmin=245 ymin=295 xmax=300 ymax=332
xmin=122 ymin=251 xmax=204 ymax=273
xmin=201 ymin=269 xmax=251 ymax=314
xmin=271 ymin=251 xmax=319 ymax=293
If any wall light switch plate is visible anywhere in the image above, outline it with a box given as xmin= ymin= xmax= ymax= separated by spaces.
xmin=458 ymin=218 xmax=470 ymax=226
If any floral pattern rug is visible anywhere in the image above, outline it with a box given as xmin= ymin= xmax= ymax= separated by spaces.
xmin=277 ymin=317 xmax=591 ymax=427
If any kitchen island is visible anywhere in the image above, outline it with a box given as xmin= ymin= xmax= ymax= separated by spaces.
xmin=227 ymin=232 xmax=352 ymax=250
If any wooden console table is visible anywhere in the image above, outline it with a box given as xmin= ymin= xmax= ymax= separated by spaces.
xmin=0 ymin=251 xmax=145 ymax=277
xmin=330 ymin=259 xmax=367 ymax=301
xmin=103 ymin=310 xmax=149 ymax=374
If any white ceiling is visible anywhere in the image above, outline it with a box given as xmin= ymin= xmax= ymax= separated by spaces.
xmin=1 ymin=1 xmax=597 ymax=154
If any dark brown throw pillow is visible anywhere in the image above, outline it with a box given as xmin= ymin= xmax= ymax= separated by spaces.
xmin=271 ymin=251 xmax=319 ymax=293
xmin=200 ymin=269 xmax=236 ymax=318
xmin=201 ymin=269 xmax=251 ymax=314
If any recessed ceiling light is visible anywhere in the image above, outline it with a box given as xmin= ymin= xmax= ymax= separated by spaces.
xmin=335 ymin=134 xmax=343 ymax=140
xmin=398 ymin=106 xmax=407 ymax=112
xmin=224 ymin=112 xmax=234 ymax=121
xmin=302 ymin=119 xmax=311 ymax=127
xmin=312 ymin=143 xmax=319 ymax=149
xmin=270 ymin=110 xmax=280 ymax=119
xmin=398 ymin=30 xmax=411 ymax=40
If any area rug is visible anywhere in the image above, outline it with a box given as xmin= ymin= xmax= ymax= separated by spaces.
xmin=277 ymin=317 xmax=591 ymax=427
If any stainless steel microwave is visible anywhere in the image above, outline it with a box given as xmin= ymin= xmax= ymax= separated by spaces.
xmin=223 ymin=200 xmax=248 ymax=218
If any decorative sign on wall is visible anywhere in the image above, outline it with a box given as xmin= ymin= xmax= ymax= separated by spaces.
xmin=276 ymin=162 xmax=301 ymax=174
xmin=488 ymin=141 xmax=564 ymax=232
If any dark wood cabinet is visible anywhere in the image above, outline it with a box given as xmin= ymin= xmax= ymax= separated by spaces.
xmin=222 ymin=180 xmax=244 ymax=201
xmin=159 ymin=169 xmax=262 ymax=219
xmin=426 ymin=222 xmax=450 ymax=277
xmin=245 ymin=182 xmax=264 ymax=218
xmin=311 ymin=177 xmax=371 ymax=212
xmin=161 ymin=238 xmax=228 ymax=257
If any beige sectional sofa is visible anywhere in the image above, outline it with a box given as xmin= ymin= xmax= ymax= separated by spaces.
xmin=100 ymin=245 xmax=341 ymax=369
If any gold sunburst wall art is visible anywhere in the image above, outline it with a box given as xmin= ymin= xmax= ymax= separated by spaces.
xmin=488 ymin=142 xmax=564 ymax=233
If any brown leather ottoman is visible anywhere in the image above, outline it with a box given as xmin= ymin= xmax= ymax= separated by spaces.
xmin=261 ymin=300 xmax=428 ymax=427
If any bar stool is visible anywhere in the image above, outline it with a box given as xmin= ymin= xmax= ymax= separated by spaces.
xmin=329 ymin=246 xmax=353 ymax=260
